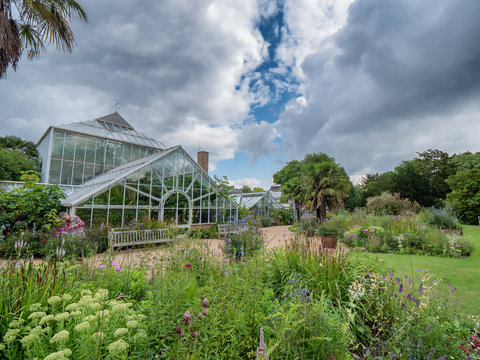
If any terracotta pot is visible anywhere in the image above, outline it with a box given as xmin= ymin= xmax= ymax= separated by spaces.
xmin=321 ymin=236 xmax=337 ymax=249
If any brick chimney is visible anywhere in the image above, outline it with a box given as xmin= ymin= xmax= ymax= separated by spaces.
xmin=197 ymin=151 xmax=209 ymax=173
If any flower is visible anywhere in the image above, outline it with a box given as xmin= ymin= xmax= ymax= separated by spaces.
xmin=50 ymin=330 xmax=70 ymax=344
xmin=74 ymin=322 xmax=91 ymax=333
xmin=108 ymin=339 xmax=129 ymax=355
xmin=183 ymin=311 xmax=191 ymax=326
xmin=176 ymin=326 xmax=182 ymax=337
xmin=185 ymin=264 xmax=192 ymax=269
xmin=48 ymin=296 xmax=62 ymax=306
xmin=115 ymin=266 xmax=121 ymax=271
xmin=111 ymin=262 xmax=118 ymax=266
xmin=54 ymin=312 xmax=70 ymax=322
xmin=118 ymin=292 xmax=125 ymax=300
xmin=201 ymin=298 xmax=209 ymax=308
xmin=98 ymin=264 xmax=106 ymax=269
xmin=113 ymin=328 xmax=129 ymax=337
xmin=126 ymin=320 xmax=138 ymax=329
xmin=65 ymin=303 xmax=78 ymax=312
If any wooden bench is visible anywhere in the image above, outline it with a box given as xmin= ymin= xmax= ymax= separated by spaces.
xmin=269 ymin=217 xmax=280 ymax=226
xmin=218 ymin=223 xmax=237 ymax=239
xmin=109 ymin=228 xmax=172 ymax=251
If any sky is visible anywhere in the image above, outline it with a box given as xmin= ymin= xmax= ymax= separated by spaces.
xmin=2 ymin=0 xmax=480 ymax=189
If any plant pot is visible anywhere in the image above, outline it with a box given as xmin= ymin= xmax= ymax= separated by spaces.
xmin=320 ymin=236 xmax=337 ymax=249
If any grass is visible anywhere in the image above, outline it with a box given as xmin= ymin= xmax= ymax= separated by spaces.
xmin=364 ymin=224 xmax=480 ymax=316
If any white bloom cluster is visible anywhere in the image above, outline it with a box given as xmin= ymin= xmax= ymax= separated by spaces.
xmin=50 ymin=330 xmax=70 ymax=344
xmin=48 ymin=296 xmax=62 ymax=306
xmin=107 ymin=339 xmax=129 ymax=355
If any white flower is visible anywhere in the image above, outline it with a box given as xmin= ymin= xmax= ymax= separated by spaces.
xmin=50 ymin=330 xmax=70 ymax=344
xmin=62 ymin=294 xmax=73 ymax=303
xmin=48 ymin=296 xmax=62 ymax=306
xmin=113 ymin=328 xmax=128 ymax=338
xmin=54 ymin=312 xmax=70 ymax=322
xmin=74 ymin=322 xmax=91 ymax=333
xmin=28 ymin=312 xmax=46 ymax=320
xmin=107 ymin=339 xmax=129 ymax=355
xmin=40 ymin=315 xmax=55 ymax=325
xmin=3 ymin=329 xmax=21 ymax=344
xmin=65 ymin=303 xmax=78 ymax=312
xmin=29 ymin=303 xmax=42 ymax=312
xmin=126 ymin=320 xmax=138 ymax=329
xmin=83 ymin=315 xmax=97 ymax=322
xmin=44 ymin=350 xmax=69 ymax=360
xmin=81 ymin=290 xmax=92 ymax=296
xmin=21 ymin=334 xmax=39 ymax=347
xmin=94 ymin=289 xmax=109 ymax=302
xmin=8 ymin=319 xmax=24 ymax=328
xmin=92 ymin=331 xmax=105 ymax=341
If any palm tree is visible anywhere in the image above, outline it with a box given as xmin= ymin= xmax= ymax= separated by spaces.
xmin=300 ymin=153 xmax=351 ymax=222
xmin=0 ymin=135 xmax=38 ymax=160
xmin=0 ymin=0 xmax=87 ymax=78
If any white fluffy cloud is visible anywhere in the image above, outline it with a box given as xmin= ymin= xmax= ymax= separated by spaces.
xmin=228 ymin=177 xmax=262 ymax=188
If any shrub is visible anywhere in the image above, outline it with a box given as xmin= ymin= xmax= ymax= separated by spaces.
xmin=224 ymin=221 xmax=264 ymax=259
xmin=189 ymin=225 xmax=219 ymax=239
xmin=366 ymin=192 xmax=420 ymax=215
xmin=422 ymin=207 xmax=462 ymax=230
xmin=275 ymin=208 xmax=295 ymax=225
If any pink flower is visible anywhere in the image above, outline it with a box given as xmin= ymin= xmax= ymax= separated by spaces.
xmin=115 ymin=266 xmax=121 ymax=271
xmin=112 ymin=262 xmax=118 ymax=266
xmin=99 ymin=264 xmax=106 ymax=269
xmin=185 ymin=264 xmax=192 ymax=269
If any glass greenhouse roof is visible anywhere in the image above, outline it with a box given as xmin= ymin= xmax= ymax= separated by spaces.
xmin=234 ymin=192 xmax=281 ymax=210
xmin=62 ymin=146 xmax=179 ymax=207
xmin=48 ymin=112 xmax=165 ymax=149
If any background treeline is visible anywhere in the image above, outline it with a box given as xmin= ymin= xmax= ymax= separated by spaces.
xmin=0 ymin=136 xmax=40 ymax=181
xmin=344 ymin=149 xmax=480 ymax=224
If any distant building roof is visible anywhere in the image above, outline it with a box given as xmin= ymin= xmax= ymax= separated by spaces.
xmin=96 ymin=112 xmax=134 ymax=130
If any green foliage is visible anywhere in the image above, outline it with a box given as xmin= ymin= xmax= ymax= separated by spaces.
xmin=224 ymin=220 xmax=264 ymax=259
xmin=240 ymin=184 xmax=252 ymax=193
xmin=0 ymin=172 xmax=65 ymax=231
xmin=252 ymin=187 xmax=265 ymax=192
xmin=189 ymin=225 xmax=219 ymax=239
xmin=0 ymin=260 xmax=77 ymax=336
xmin=300 ymin=153 xmax=351 ymax=222
xmin=366 ymin=191 xmax=420 ymax=215
xmin=0 ymin=149 xmax=39 ymax=181
xmin=446 ymin=169 xmax=480 ymax=225
xmin=274 ymin=207 xmax=294 ymax=225
xmin=421 ymin=207 xmax=461 ymax=230
xmin=360 ymin=172 xmax=395 ymax=201
xmin=0 ymin=136 xmax=39 ymax=161
xmin=451 ymin=151 xmax=480 ymax=172
xmin=344 ymin=185 xmax=365 ymax=210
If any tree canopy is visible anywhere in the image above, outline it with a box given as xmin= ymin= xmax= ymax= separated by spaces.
xmin=446 ymin=169 xmax=480 ymax=225
xmin=273 ymin=154 xmax=350 ymax=222
xmin=0 ymin=0 xmax=87 ymax=78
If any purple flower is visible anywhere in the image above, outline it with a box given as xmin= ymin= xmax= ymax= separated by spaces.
xmin=183 ymin=311 xmax=191 ymax=326
xmin=115 ymin=266 xmax=121 ymax=271
xmin=119 ymin=292 xmax=125 ymax=300
xmin=112 ymin=262 xmax=118 ymax=266
xmin=99 ymin=264 xmax=106 ymax=269
xmin=201 ymin=298 xmax=209 ymax=308
xmin=398 ymin=284 xmax=403 ymax=293
xmin=176 ymin=326 xmax=182 ymax=337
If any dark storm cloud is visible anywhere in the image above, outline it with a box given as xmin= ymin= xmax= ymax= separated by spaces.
xmin=278 ymin=0 xmax=480 ymax=176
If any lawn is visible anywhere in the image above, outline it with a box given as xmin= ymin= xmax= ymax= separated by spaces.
xmin=365 ymin=224 xmax=480 ymax=316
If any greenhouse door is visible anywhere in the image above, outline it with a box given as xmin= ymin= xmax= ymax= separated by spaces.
xmin=160 ymin=190 xmax=192 ymax=226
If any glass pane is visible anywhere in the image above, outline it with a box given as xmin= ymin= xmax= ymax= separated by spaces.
xmin=85 ymin=137 xmax=96 ymax=163
xmin=72 ymin=162 xmax=84 ymax=185
xmin=61 ymin=161 xmax=73 ymax=184
xmin=49 ymin=159 xmax=61 ymax=183
xmin=124 ymin=144 xmax=132 ymax=163
xmin=84 ymin=163 xmax=94 ymax=182
xmin=94 ymin=163 xmax=104 ymax=176
xmin=63 ymin=133 xmax=75 ymax=161
xmin=51 ymin=130 xmax=65 ymax=159
xmin=75 ymin=136 xmax=86 ymax=162
xmin=114 ymin=143 xmax=124 ymax=166
xmin=109 ymin=185 xmax=124 ymax=205
xmin=105 ymin=141 xmax=115 ymax=167
xmin=132 ymin=146 xmax=141 ymax=160
xmin=95 ymin=140 xmax=105 ymax=165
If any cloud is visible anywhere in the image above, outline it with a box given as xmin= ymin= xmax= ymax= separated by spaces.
xmin=237 ymin=121 xmax=280 ymax=163
xmin=0 ymin=0 xmax=273 ymax=169
xmin=278 ymin=0 xmax=480 ymax=176
xmin=228 ymin=177 xmax=262 ymax=188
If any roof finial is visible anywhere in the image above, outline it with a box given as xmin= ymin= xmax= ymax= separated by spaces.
xmin=113 ymin=102 xmax=120 ymax=112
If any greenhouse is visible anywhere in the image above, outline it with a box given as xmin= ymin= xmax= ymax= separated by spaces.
xmin=62 ymin=145 xmax=238 ymax=227
xmin=234 ymin=191 xmax=281 ymax=215
xmin=36 ymin=112 xmax=164 ymax=186
xmin=32 ymin=112 xmax=238 ymax=227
